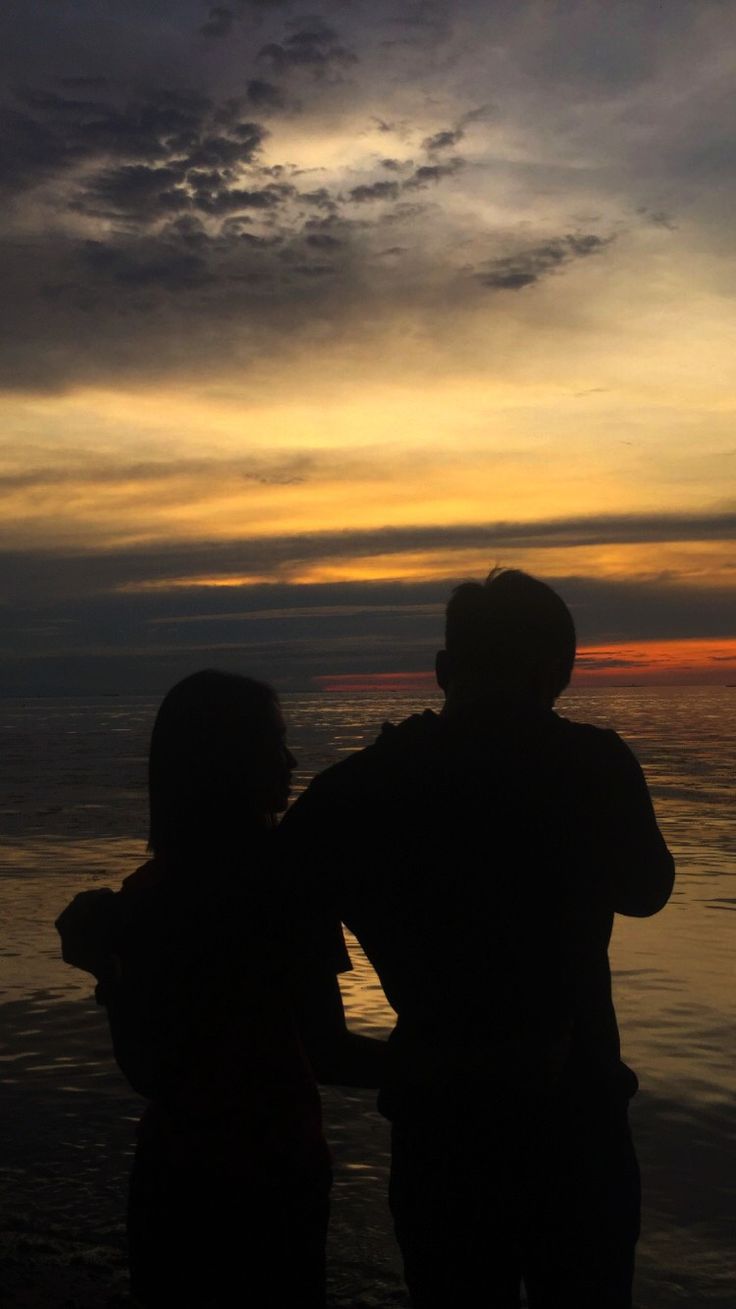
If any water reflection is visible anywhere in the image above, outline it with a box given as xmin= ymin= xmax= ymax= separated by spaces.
xmin=1 ymin=688 xmax=734 ymax=1306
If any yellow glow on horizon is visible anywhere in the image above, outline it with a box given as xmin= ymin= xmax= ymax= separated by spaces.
xmin=119 ymin=575 xmax=273 ymax=591
xmin=114 ymin=539 xmax=735 ymax=593
xmin=4 ymin=368 xmax=734 ymax=556
xmin=3 ymin=274 xmax=735 ymax=655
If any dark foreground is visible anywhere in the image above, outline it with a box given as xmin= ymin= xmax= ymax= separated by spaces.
xmin=1 ymin=993 xmax=734 ymax=1307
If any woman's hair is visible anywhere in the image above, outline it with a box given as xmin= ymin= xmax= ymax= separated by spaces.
xmin=148 ymin=669 xmax=280 ymax=860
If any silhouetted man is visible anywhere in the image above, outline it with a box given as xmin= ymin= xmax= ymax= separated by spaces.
xmin=281 ymin=568 xmax=674 ymax=1308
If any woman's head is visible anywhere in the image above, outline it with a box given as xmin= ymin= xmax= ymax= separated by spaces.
xmin=148 ymin=669 xmax=295 ymax=860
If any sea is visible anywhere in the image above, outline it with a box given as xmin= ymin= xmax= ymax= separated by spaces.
xmin=0 ymin=686 xmax=734 ymax=1306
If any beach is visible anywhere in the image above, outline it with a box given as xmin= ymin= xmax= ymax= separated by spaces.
xmin=1 ymin=688 xmax=734 ymax=1306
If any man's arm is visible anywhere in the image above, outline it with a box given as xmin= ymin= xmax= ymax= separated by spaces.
xmin=591 ymin=731 xmax=675 ymax=917
xmin=279 ymin=779 xmax=388 ymax=1088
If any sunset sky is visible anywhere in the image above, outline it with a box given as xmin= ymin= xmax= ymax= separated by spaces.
xmin=2 ymin=0 xmax=735 ymax=693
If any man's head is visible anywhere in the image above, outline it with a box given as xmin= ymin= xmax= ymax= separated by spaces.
xmin=436 ymin=568 xmax=576 ymax=708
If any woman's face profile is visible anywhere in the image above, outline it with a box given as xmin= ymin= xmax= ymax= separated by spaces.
xmin=248 ymin=703 xmax=297 ymax=816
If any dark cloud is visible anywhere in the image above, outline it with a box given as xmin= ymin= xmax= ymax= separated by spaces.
xmin=422 ymin=128 xmax=463 ymax=152
xmin=73 ymin=163 xmax=190 ymax=220
xmin=258 ymin=21 xmax=357 ymax=78
xmin=637 ymin=206 xmax=678 ymax=231
xmin=1 ymin=105 xmax=66 ymax=192
xmin=31 ymin=90 xmax=277 ymax=225
xmin=168 ymin=1 xmax=296 ymax=46
xmin=0 ymin=205 xmax=379 ymax=388
xmin=386 ymin=0 xmax=455 ymax=46
xmin=299 ymin=187 xmax=338 ymax=209
xmin=68 ymin=118 xmax=274 ymax=219
xmin=479 ymin=233 xmax=612 ymax=290
xmin=289 ymin=261 xmax=334 ymax=276
xmin=1 ymin=0 xmax=735 ymax=393
xmin=191 ymin=180 xmax=293 ymax=214
xmin=458 ymin=103 xmax=495 ymax=127
xmin=2 ymin=508 xmax=733 ymax=604
xmin=245 ymin=79 xmax=286 ymax=109
xmin=305 ymin=232 xmax=342 ymax=249
xmin=403 ymin=158 xmax=464 ymax=189
xmin=0 ymin=85 xmax=246 ymax=199
xmin=79 ymin=240 xmax=211 ymax=290
xmin=348 ymin=180 xmax=400 ymax=203
xmin=7 ymin=125 xmax=633 ymax=386
xmin=187 ymin=127 xmax=265 ymax=168
xmin=199 ymin=6 xmax=235 ymax=39
xmin=378 ymin=201 xmax=427 ymax=226
xmin=0 ymin=208 xmax=613 ymax=388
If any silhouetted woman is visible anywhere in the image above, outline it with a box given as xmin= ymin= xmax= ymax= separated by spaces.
xmin=57 ymin=670 xmax=383 ymax=1307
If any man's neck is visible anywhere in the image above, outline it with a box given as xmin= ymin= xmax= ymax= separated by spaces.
xmin=441 ymin=682 xmax=554 ymax=721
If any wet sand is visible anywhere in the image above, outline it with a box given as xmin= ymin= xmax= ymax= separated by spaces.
xmin=2 ymin=991 xmax=735 ymax=1307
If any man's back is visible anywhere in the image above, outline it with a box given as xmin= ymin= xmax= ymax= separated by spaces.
xmin=282 ymin=702 xmax=673 ymax=1115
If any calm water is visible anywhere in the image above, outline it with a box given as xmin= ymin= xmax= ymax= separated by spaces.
xmin=1 ymin=687 xmax=733 ymax=1061
xmin=1 ymin=685 xmax=734 ymax=1088
xmin=1 ymin=687 xmax=734 ymax=1304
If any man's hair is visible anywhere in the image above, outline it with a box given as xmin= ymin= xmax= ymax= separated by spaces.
xmin=444 ymin=568 xmax=576 ymax=699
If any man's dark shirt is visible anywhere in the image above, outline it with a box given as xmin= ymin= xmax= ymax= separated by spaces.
xmin=280 ymin=705 xmax=674 ymax=1118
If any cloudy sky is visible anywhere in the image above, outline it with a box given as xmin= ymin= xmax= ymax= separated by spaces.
xmin=2 ymin=0 xmax=735 ymax=693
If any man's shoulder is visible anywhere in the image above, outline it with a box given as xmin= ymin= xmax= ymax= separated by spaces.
xmin=550 ymin=710 xmax=623 ymax=749
xmin=307 ymin=709 xmax=443 ymax=797
xmin=549 ymin=713 xmax=642 ymax=784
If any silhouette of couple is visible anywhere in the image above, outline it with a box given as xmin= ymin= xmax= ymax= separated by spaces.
xmin=57 ymin=568 xmax=674 ymax=1308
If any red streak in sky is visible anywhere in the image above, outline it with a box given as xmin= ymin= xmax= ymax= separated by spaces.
xmin=314 ymin=639 xmax=736 ymax=692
